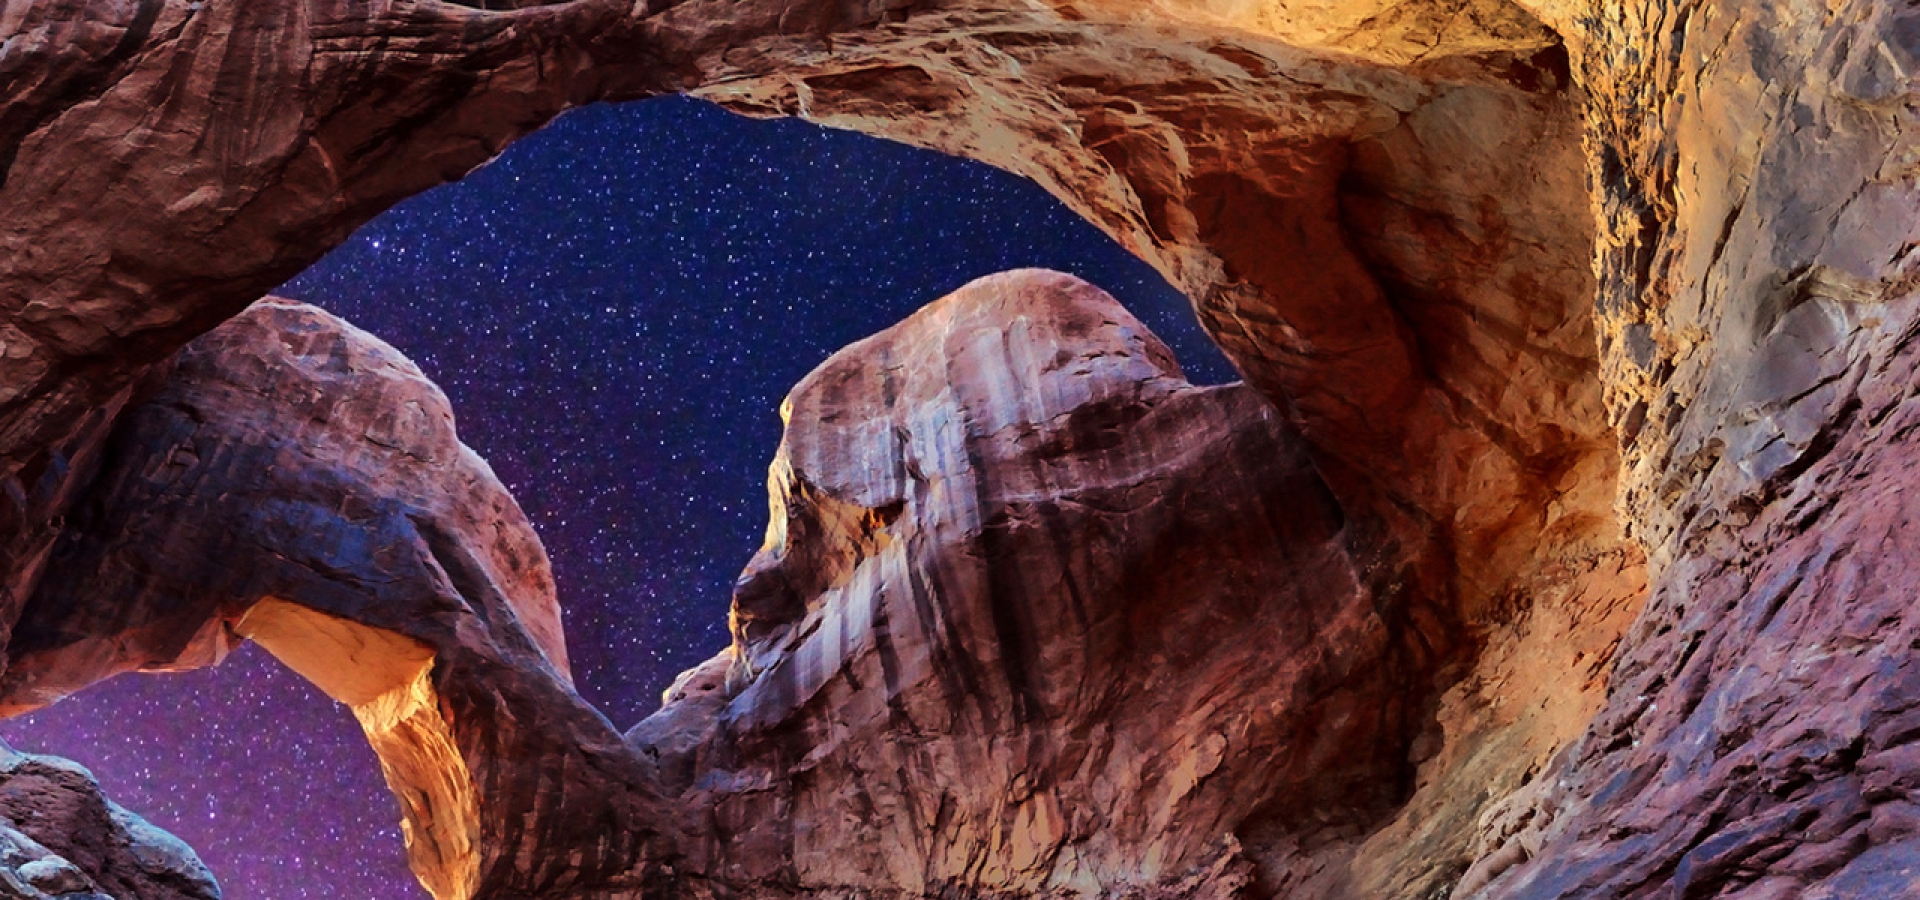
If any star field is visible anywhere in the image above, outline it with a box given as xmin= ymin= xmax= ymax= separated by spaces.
xmin=0 ymin=95 xmax=1233 ymax=898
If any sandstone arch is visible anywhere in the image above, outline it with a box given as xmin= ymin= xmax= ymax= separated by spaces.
xmin=235 ymin=598 xmax=478 ymax=900
xmin=0 ymin=0 xmax=1913 ymax=898
xmin=0 ymin=299 xmax=668 ymax=898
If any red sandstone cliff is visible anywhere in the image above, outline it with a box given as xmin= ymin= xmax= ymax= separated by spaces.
xmin=0 ymin=0 xmax=1913 ymax=898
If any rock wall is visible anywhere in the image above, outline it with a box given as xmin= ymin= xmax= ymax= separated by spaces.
xmin=0 ymin=0 xmax=1914 ymax=899
xmin=1462 ymin=2 xmax=1920 ymax=897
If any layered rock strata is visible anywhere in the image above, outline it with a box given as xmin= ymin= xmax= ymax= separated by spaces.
xmin=631 ymin=269 xmax=1433 ymax=896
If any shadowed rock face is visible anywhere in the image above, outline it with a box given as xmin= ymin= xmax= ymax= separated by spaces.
xmin=1 ymin=0 xmax=1917 ymax=898
xmin=0 ymin=741 xmax=220 ymax=900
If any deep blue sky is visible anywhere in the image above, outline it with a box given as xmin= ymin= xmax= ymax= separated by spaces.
xmin=0 ymin=96 xmax=1233 ymax=898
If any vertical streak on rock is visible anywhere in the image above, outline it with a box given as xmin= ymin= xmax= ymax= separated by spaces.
xmin=237 ymin=597 xmax=481 ymax=900
xmin=354 ymin=666 xmax=481 ymax=900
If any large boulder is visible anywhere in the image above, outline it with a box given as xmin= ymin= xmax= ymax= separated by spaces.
xmin=0 ymin=741 xmax=220 ymax=900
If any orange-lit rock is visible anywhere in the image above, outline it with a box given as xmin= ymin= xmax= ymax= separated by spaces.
xmin=1457 ymin=2 xmax=1920 ymax=896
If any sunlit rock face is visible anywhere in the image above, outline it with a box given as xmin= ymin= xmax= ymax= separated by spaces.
xmin=0 ymin=741 xmax=219 ymax=900
xmin=1079 ymin=0 xmax=1560 ymax=64
xmin=631 ymin=269 xmax=1437 ymax=896
xmin=0 ymin=0 xmax=1916 ymax=898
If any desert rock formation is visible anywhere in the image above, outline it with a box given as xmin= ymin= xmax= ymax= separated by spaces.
xmin=1462 ymin=3 xmax=1920 ymax=896
xmin=0 ymin=300 xmax=668 ymax=897
xmin=631 ymin=269 xmax=1435 ymax=896
xmin=0 ymin=741 xmax=219 ymax=900
xmin=0 ymin=0 xmax=1914 ymax=898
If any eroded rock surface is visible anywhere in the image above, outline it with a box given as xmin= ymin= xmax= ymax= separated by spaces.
xmin=0 ymin=300 xmax=667 ymax=898
xmin=1 ymin=1 xmax=1916 ymax=899
xmin=0 ymin=741 xmax=220 ymax=900
xmin=631 ymin=269 xmax=1440 ymax=896
xmin=0 ymin=6 xmax=1641 ymax=894
xmin=696 ymin=27 xmax=1642 ymax=893
xmin=1459 ymin=2 xmax=1920 ymax=897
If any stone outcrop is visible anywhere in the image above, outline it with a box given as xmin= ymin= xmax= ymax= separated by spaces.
xmin=631 ymin=269 xmax=1437 ymax=896
xmin=694 ymin=27 xmax=1643 ymax=895
xmin=0 ymin=741 xmax=220 ymax=900
xmin=1459 ymin=3 xmax=1920 ymax=897
xmin=1 ymin=269 xmax=1473 ymax=899
xmin=0 ymin=0 xmax=1915 ymax=899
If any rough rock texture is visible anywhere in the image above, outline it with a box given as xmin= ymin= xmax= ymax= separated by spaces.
xmin=0 ymin=5 xmax=1640 ymax=893
xmin=692 ymin=25 xmax=1643 ymax=895
xmin=0 ymin=740 xmax=220 ymax=900
xmin=1104 ymin=0 xmax=1561 ymax=64
xmin=0 ymin=300 xmax=667 ymax=898
xmin=631 ymin=269 xmax=1434 ymax=896
xmin=1459 ymin=3 xmax=1920 ymax=897
xmin=1 ymin=0 xmax=1916 ymax=899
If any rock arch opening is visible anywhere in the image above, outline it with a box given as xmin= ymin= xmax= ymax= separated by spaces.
xmin=233 ymin=599 xmax=478 ymax=900
xmin=3 ymin=9 xmax=1638 ymax=895
xmin=4 ymin=0 xmax=1914 ymax=898
xmin=0 ymin=95 xmax=1239 ymax=899
xmin=42 ymin=0 xmax=1894 ymax=897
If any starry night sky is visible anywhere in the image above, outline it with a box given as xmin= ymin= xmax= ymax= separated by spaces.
xmin=0 ymin=96 xmax=1233 ymax=898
